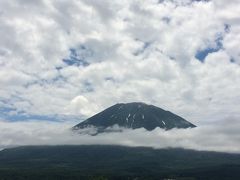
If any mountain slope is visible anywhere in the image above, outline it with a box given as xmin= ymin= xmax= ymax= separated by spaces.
xmin=0 ymin=145 xmax=240 ymax=180
xmin=73 ymin=102 xmax=196 ymax=131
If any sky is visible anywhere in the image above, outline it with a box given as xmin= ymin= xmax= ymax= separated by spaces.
xmin=0 ymin=0 xmax=240 ymax=152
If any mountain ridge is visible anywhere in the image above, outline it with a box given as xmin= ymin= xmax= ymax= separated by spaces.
xmin=73 ymin=102 xmax=196 ymax=132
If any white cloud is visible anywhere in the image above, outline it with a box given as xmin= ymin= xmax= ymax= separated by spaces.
xmin=0 ymin=0 xmax=239 ymax=127
xmin=0 ymin=119 xmax=240 ymax=153
xmin=65 ymin=95 xmax=99 ymax=116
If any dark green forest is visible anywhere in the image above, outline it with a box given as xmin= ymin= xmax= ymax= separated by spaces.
xmin=0 ymin=145 xmax=240 ymax=180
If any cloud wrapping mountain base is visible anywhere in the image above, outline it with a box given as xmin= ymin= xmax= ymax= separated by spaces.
xmin=0 ymin=119 xmax=240 ymax=153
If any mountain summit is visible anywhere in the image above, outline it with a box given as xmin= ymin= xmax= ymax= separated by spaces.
xmin=73 ymin=102 xmax=196 ymax=132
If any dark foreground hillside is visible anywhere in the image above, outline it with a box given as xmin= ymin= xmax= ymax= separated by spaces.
xmin=0 ymin=145 xmax=240 ymax=180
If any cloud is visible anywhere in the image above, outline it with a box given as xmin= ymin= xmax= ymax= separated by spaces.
xmin=0 ymin=118 xmax=240 ymax=153
xmin=65 ymin=95 xmax=99 ymax=116
xmin=0 ymin=0 xmax=239 ymax=127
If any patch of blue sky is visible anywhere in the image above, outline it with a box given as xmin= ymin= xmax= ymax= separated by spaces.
xmin=105 ymin=77 xmax=115 ymax=82
xmin=230 ymin=58 xmax=236 ymax=63
xmin=133 ymin=40 xmax=151 ymax=56
xmin=0 ymin=107 xmax=84 ymax=122
xmin=0 ymin=107 xmax=57 ymax=122
xmin=23 ymin=74 xmax=67 ymax=89
xmin=62 ymin=46 xmax=92 ymax=67
xmin=162 ymin=17 xmax=171 ymax=24
xmin=83 ymin=81 xmax=94 ymax=92
xmin=195 ymin=35 xmax=223 ymax=62
xmin=192 ymin=0 xmax=210 ymax=2
xmin=195 ymin=47 xmax=220 ymax=62
xmin=195 ymin=24 xmax=232 ymax=62
xmin=158 ymin=0 xmax=210 ymax=6
xmin=224 ymin=24 xmax=230 ymax=33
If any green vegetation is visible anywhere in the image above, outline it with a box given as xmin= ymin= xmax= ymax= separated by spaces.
xmin=0 ymin=145 xmax=240 ymax=180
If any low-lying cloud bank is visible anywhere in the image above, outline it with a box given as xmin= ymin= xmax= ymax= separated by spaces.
xmin=0 ymin=118 xmax=240 ymax=153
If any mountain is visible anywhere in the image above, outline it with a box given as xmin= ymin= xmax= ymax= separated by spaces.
xmin=0 ymin=145 xmax=240 ymax=180
xmin=73 ymin=102 xmax=196 ymax=132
